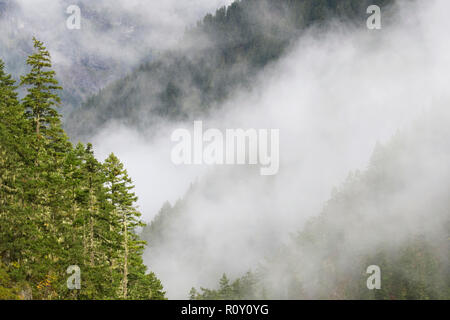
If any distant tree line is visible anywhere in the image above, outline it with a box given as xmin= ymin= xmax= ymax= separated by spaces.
xmin=66 ymin=0 xmax=394 ymax=139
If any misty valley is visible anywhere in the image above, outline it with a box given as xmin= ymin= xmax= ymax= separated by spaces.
xmin=0 ymin=0 xmax=449 ymax=305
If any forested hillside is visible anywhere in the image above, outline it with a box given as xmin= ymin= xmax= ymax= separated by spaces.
xmin=183 ymin=108 xmax=450 ymax=299
xmin=0 ymin=0 xmax=160 ymax=114
xmin=3 ymin=0 xmax=447 ymax=302
xmin=65 ymin=0 xmax=394 ymax=139
xmin=0 ymin=39 xmax=165 ymax=299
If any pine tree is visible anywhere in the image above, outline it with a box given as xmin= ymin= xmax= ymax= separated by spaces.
xmin=20 ymin=37 xmax=62 ymax=139
xmin=0 ymin=59 xmax=18 ymax=108
xmin=0 ymin=58 xmax=28 ymax=152
xmin=0 ymin=59 xmax=31 ymax=279
xmin=103 ymin=153 xmax=145 ymax=299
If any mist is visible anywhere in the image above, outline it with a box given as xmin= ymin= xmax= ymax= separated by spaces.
xmin=0 ymin=0 xmax=233 ymax=109
xmin=83 ymin=0 xmax=450 ymax=298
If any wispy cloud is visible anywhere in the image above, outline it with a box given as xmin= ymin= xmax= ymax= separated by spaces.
xmin=87 ymin=0 xmax=450 ymax=298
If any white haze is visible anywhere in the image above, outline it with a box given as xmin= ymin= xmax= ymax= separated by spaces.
xmin=11 ymin=0 xmax=234 ymax=55
xmin=87 ymin=0 xmax=450 ymax=298
xmin=0 ymin=0 xmax=233 ymax=105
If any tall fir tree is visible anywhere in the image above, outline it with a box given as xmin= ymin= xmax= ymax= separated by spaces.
xmin=103 ymin=153 xmax=145 ymax=299
xmin=20 ymin=37 xmax=62 ymax=139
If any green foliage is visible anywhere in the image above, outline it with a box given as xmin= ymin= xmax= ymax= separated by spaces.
xmin=0 ymin=40 xmax=165 ymax=300
xmin=0 ymin=263 xmax=19 ymax=300
xmin=20 ymin=37 xmax=62 ymax=138
xmin=190 ymin=272 xmax=260 ymax=300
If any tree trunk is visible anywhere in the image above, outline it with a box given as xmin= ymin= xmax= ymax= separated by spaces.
xmin=122 ymin=213 xmax=128 ymax=299
xmin=36 ymin=114 xmax=40 ymax=136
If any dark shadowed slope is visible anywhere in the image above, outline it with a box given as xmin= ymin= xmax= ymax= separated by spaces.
xmin=65 ymin=0 xmax=395 ymax=140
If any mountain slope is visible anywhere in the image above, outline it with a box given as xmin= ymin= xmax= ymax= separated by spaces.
xmin=1 ymin=0 xmax=221 ymax=115
xmin=144 ymin=106 xmax=450 ymax=299
xmin=0 ymin=0 xmax=149 ymax=112
xmin=65 ymin=0 xmax=394 ymax=139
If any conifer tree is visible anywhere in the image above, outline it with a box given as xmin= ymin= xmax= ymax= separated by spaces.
xmin=0 ymin=60 xmax=30 ymax=277
xmin=103 ymin=153 xmax=145 ymax=299
xmin=20 ymin=37 xmax=63 ymax=139
xmin=0 ymin=59 xmax=18 ymax=108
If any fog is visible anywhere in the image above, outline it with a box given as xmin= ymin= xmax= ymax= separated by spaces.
xmin=0 ymin=0 xmax=233 ymax=108
xmin=10 ymin=0 xmax=234 ymax=54
xmin=0 ymin=0 xmax=442 ymax=299
xmin=61 ymin=0 xmax=450 ymax=298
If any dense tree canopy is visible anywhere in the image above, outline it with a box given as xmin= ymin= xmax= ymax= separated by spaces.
xmin=0 ymin=40 xmax=165 ymax=300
